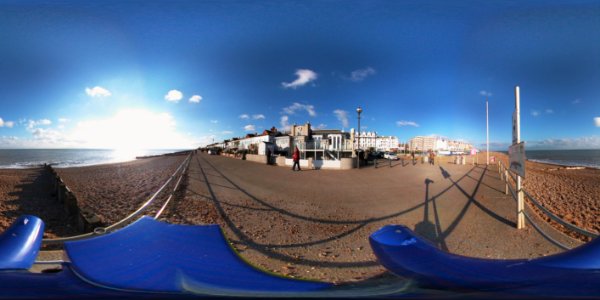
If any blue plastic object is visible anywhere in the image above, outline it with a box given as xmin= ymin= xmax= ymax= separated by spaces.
xmin=0 ymin=215 xmax=44 ymax=270
xmin=65 ymin=217 xmax=332 ymax=295
xmin=0 ymin=266 xmax=202 ymax=299
xmin=369 ymin=225 xmax=600 ymax=295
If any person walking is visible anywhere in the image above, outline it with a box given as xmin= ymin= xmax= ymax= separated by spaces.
xmin=266 ymin=148 xmax=271 ymax=165
xmin=429 ymin=151 xmax=435 ymax=165
xmin=292 ymin=146 xmax=301 ymax=171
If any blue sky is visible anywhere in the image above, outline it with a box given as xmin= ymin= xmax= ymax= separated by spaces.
xmin=0 ymin=0 xmax=599 ymax=150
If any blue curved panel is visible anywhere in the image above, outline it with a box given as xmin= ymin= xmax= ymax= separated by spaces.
xmin=369 ymin=225 xmax=600 ymax=295
xmin=0 ymin=265 xmax=200 ymax=299
xmin=65 ymin=217 xmax=331 ymax=294
xmin=0 ymin=215 xmax=44 ymax=270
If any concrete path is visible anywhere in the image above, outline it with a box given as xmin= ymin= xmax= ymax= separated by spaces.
xmin=168 ymin=152 xmax=563 ymax=282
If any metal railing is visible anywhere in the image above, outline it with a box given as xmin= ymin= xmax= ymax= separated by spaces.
xmin=498 ymin=161 xmax=598 ymax=248
xmin=41 ymin=152 xmax=192 ymax=245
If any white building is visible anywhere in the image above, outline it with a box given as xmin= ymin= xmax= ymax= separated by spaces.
xmin=408 ymin=136 xmax=472 ymax=153
xmin=238 ymin=134 xmax=272 ymax=151
xmin=354 ymin=131 xmax=399 ymax=152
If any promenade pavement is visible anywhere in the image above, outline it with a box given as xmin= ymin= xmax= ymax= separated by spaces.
xmin=167 ymin=152 xmax=563 ymax=283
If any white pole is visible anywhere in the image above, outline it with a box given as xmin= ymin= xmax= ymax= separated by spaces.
xmin=515 ymin=86 xmax=525 ymax=229
xmin=486 ymin=97 xmax=489 ymax=165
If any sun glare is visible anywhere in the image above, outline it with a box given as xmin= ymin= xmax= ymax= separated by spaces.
xmin=70 ymin=109 xmax=192 ymax=150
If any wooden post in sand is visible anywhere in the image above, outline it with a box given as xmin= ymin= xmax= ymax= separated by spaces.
xmin=515 ymin=86 xmax=525 ymax=229
xmin=504 ymin=170 xmax=509 ymax=195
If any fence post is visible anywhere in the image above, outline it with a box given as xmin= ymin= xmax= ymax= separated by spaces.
xmin=504 ymin=170 xmax=509 ymax=195
xmin=517 ymin=176 xmax=525 ymax=228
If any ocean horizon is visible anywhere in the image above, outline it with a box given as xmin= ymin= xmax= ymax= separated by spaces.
xmin=496 ymin=149 xmax=600 ymax=169
xmin=0 ymin=148 xmax=188 ymax=169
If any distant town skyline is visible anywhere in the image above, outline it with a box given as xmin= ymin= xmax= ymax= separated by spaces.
xmin=1 ymin=1 xmax=599 ymax=150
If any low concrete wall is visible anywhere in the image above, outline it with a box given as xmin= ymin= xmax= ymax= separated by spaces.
xmin=340 ymin=158 xmax=355 ymax=170
xmin=245 ymin=154 xmax=267 ymax=164
xmin=285 ymin=158 xmax=309 ymax=168
xmin=313 ymin=160 xmax=343 ymax=169
xmin=46 ymin=165 xmax=104 ymax=233
xmin=276 ymin=156 xmax=286 ymax=166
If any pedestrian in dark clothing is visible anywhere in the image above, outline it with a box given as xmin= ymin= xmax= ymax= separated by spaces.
xmin=292 ymin=146 xmax=301 ymax=171
xmin=266 ymin=148 xmax=271 ymax=165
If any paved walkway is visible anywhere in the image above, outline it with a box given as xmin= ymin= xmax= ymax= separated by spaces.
xmin=169 ymin=152 xmax=562 ymax=283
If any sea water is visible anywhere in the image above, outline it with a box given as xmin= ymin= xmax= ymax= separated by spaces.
xmin=0 ymin=149 xmax=184 ymax=168
xmin=524 ymin=149 xmax=600 ymax=169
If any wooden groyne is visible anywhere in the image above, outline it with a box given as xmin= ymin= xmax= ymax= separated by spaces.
xmin=44 ymin=164 xmax=104 ymax=233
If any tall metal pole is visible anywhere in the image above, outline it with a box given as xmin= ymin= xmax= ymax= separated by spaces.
xmin=515 ymin=86 xmax=525 ymax=229
xmin=356 ymin=107 xmax=362 ymax=168
xmin=486 ymin=97 xmax=489 ymax=165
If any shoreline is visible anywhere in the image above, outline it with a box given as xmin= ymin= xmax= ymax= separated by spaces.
xmin=0 ymin=149 xmax=191 ymax=170
xmin=526 ymin=159 xmax=600 ymax=170
xmin=488 ymin=151 xmax=599 ymax=240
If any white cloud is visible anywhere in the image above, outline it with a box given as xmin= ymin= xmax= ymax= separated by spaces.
xmin=280 ymin=115 xmax=291 ymax=131
xmin=85 ymin=86 xmax=112 ymax=97
xmin=396 ymin=120 xmax=419 ymax=127
xmin=283 ymin=102 xmax=316 ymax=117
xmin=252 ymin=114 xmax=265 ymax=120
xmin=545 ymin=109 xmax=554 ymax=114
xmin=5 ymin=121 xmax=14 ymax=128
xmin=282 ymin=69 xmax=317 ymax=89
xmin=221 ymin=130 xmax=234 ymax=135
xmin=239 ymin=114 xmax=250 ymax=119
xmin=348 ymin=67 xmax=376 ymax=82
xmin=58 ymin=118 xmax=69 ymax=123
xmin=27 ymin=119 xmax=52 ymax=130
xmin=189 ymin=95 xmax=202 ymax=103
xmin=479 ymin=90 xmax=493 ymax=97
xmin=315 ymin=123 xmax=327 ymax=129
xmin=572 ymin=99 xmax=581 ymax=104
xmin=244 ymin=124 xmax=256 ymax=132
xmin=165 ymin=90 xmax=183 ymax=103
xmin=529 ymin=136 xmax=600 ymax=150
xmin=333 ymin=109 xmax=349 ymax=128
xmin=594 ymin=117 xmax=600 ymax=127
xmin=210 ymin=120 xmax=219 ymax=124
xmin=0 ymin=118 xmax=3 ymax=127
xmin=531 ymin=110 xmax=540 ymax=117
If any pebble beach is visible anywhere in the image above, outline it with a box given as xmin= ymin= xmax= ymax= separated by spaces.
xmin=0 ymin=150 xmax=598 ymax=283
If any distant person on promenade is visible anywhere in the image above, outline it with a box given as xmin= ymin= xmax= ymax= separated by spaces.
xmin=411 ymin=151 xmax=415 ymax=165
xmin=429 ymin=151 xmax=435 ymax=165
xmin=266 ymin=148 xmax=271 ymax=165
xmin=292 ymin=146 xmax=301 ymax=171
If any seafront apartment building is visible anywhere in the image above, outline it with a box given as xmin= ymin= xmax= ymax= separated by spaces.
xmin=408 ymin=136 xmax=472 ymax=153
xmin=206 ymin=123 xmax=401 ymax=155
xmin=354 ymin=131 xmax=399 ymax=152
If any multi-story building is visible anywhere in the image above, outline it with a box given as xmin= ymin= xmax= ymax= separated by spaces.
xmin=408 ymin=136 xmax=472 ymax=153
xmin=376 ymin=136 xmax=399 ymax=152
xmin=354 ymin=131 xmax=399 ymax=152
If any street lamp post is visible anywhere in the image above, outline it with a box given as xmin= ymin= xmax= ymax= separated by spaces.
xmin=486 ymin=95 xmax=489 ymax=165
xmin=356 ymin=106 xmax=362 ymax=168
